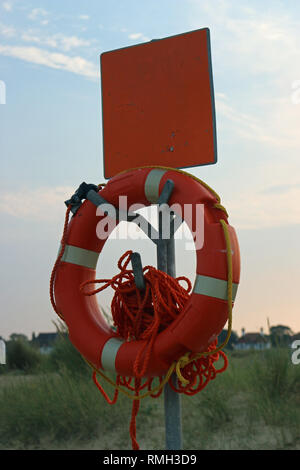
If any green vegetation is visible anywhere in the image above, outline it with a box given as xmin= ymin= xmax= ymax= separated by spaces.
xmin=0 ymin=335 xmax=299 ymax=450
xmin=4 ymin=338 xmax=43 ymax=373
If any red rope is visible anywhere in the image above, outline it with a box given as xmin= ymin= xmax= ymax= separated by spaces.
xmin=80 ymin=250 xmax=229 ymax=450
xmin=169 ymin=344 xmax=228 ymax=396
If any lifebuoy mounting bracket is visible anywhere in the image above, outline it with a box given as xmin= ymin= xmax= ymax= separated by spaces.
xmin=64 ymin=182 xmax=99 ymax=215
xmin=64 ymin=179 xmax=183 ymax=243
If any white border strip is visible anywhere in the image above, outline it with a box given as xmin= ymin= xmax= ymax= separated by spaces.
xmin=60 ymin=244 xmax=99 ymax=269
xmin=101 ymin=337 xmax=124 ymax=372
xmin=193 ymin=274 xmax=238 ymax=301
xmin=144 ymin=169 xmax=167 ymax=203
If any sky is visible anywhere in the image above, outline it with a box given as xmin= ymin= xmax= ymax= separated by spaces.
xmin=0 ymin=0 xmax=300 ymax=340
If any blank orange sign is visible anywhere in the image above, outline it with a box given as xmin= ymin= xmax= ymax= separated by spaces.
xmin=101 ymin=28 xmax=217 ymax=179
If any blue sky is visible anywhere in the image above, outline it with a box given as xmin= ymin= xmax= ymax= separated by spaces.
xmin=0 ymin=0 xmax=300 ymax=339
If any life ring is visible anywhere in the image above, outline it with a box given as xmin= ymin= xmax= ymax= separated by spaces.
xmin=53 ymin=166 xmax=240 ymax=378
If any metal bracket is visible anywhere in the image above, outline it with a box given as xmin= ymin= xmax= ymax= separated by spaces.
xmin=131 ymin=252 xmax=146 ymax=291
xmin=86 ymin=189 xmax=161 ymax=241
xmin=66 ymin=179 xmax=183 ymax=241
xmin=157 ymin=179 xmax=175 ymax=206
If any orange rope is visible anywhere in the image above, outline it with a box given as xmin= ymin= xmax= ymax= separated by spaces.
xmin=50 ymin=183 xmax=106 ymax=319
xmin=49 ymin=205 xmax=72 ymax=320
xmin=168 ymin=342 xmax=228 ymax=395
xmin=80 ymin=250 xmax=228 ymax=450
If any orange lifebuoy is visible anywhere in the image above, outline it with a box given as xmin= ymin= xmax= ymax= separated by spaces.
xmin=53 ymin=167 xmax=240 ymax=378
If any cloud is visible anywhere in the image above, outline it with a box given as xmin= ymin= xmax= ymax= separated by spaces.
xmin=226 ymin=186 xmax=300 ymax=230
xmin=260 ymin=183 xmax=300 ymax=195
xmin=59 ymin=35 xmax=91 ymax=52
xmin=216 ymin=90 xmax=300 ymax=150
xmin=0 ymin=22 xmax=15 ymax=37
xmin=2 ymin=1 xmax=12 ymax=12
xmin=128 ymin=33 xmax=143 ymax=40
xmin=215 ymin=95 xmax=291 ymax=147
xmin=189 ymin=0 xmax=300 ymax=80
xmin=78 ymin=14 xmax=89 ymax=21
xmin=128 ymin=32 xmax=150 ymax=42
xmin=0 ymin=44 xmax=98 ymax=79
xmin=21 ymin=32 xmax=91 ymax=52
xmin=185 ymin=0 xmax=300 ymax=168
xmin=21 ymin=33 xmax=57 ymax=48
xmin=0 ymin=186 xmax=74 ymax=221
xmin=28 ymin=8 xmax=49 ymax=21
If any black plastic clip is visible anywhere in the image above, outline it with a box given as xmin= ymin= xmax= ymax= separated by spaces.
xmin=65 ymin=182 xmax=99 ymax=214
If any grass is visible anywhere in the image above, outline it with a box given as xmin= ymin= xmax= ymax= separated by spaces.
xmin=247 ymin=348 xmax=300 ymax=432
xmin=0 ymin=337 xmax=299 ymax=450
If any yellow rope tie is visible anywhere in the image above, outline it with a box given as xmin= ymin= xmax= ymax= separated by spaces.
xmin=87 ymin=217 xmax=233 ymax=400
xmin=214 ymin=203 xmax=228 ymax=217
xmin=171 ymin=218 xmax=233 ymax=386
xmin=84 ymin=357 xmax=176 ymax=400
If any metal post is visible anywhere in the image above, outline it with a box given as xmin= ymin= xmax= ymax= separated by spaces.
xmin=126 ymin=179 xmax=182 ymax=450
xmin=157 ymin=205 xmax=182 ymax=450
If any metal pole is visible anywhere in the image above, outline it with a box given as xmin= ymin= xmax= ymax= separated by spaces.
xmin=157 ymin=206 xmax=182 ymax=450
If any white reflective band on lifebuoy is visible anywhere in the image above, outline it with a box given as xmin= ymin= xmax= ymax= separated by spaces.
xmin=193 ymin=274 xmax=238 ymax=301
xmin=101 ymin=337 xmax=124 ymax=372
xmin=144 ymin=169 xmax=167 ymax=203
xmin=60 ymin=244 xmax=99 ymax=269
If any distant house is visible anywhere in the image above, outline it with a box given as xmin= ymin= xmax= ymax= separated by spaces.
xmin=291 ymin=333 xmax=300 ymax=341
xmin=31 ymin=332 xmax=59 ymax=354
xmin=234 ymin=328 xmax=271 ymax=351
xmin=291 ymin=333 xmax=300 ymax=349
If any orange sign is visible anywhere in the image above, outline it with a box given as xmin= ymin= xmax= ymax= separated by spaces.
xmin=101 ymin=28 xmax=217 ymax=179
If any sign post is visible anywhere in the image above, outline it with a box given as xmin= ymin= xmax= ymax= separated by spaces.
xmin=155 ymin=179 xmax=182 ymax=449
xmin=159 ymin=212 xmax=182 ymax=450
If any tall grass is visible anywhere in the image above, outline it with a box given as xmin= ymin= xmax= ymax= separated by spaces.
xmin=0 ymin=369 xmax=104 ymax=447
xmin=48 ymin=332 xmax=90 ymax=376
xmin=0 ymin=333 xmax=133 ymax=449
xmin=0 ymin=341 xmax=299 ymax=450
xmin=247 ymin=348 xmax=300 ymax=432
